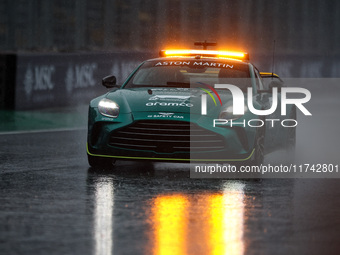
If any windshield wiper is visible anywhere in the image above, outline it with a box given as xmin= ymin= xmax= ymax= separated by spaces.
xmin=128 ymin=82 xmax=191 ymax=88
xmin=166 ymin=81 xmax=190 ymax=87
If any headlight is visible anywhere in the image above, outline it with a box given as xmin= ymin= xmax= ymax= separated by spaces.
xmin=219 ymin=105 xmax=248 ymax=120
xmin=98 ymin=98 xmax=120 ymax=118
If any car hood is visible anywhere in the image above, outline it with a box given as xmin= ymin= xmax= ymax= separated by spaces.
xmin=106 ymin=87 xmax=234 ymax=116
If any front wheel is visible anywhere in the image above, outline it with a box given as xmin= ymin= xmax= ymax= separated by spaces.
xmin=285 ymin=108 xmax=296 ymax=162
xmin=285 ymin=126 xmax=296 ymax=163
xmin=234 ymin=126 xmax=265 ymax=174
xmin=249 ymin=126 xmax=265 ymax=166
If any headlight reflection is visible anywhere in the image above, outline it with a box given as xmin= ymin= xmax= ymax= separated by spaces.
xmin=151 ymin=181 xmax=245 ymax=255
xmin=152 ymin=195 xmax=188 ymax=255
xmin=94 ymin=177 xmax=114 ymax=255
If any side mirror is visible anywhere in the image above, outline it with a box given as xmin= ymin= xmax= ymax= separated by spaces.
xmin=102 ymin=75 xmax=117 ymax=88
xmin=258 ymin=80 xmax=283 ymax=94
xmin=257 ymin=89 xmax=270 ymax=93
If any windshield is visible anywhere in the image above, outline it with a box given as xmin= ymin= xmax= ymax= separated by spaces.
xmin=124 ymin=59 xmax=251 ymax=90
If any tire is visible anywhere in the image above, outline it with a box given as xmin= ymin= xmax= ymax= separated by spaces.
xmin=285 ymin=108 xmax=296 ymax=162
xmin=234 ymin=125 xmax=265 ymax=174
xmin=88 ymin=154 xmax=115 ymax=169
xmin=249 ymin=125 xmax=265 ymax=166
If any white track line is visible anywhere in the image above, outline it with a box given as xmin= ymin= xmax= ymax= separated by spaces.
xmin=0 ymin=127 xmax=86 ymax=135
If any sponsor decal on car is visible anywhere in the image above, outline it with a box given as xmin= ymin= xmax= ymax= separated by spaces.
xmin=147 ymin=113 xmax=184 ymax=119
xmin=148 ymin=95 xmax=193 ymax=101
xmin=154 ymin=61 xmax=234 ymax=69
xmin=146 ymin=102 xmax=193 ymax=107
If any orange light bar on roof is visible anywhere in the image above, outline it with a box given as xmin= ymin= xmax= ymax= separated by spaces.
xmin=159 ymin=49 xmax=249 ymax=60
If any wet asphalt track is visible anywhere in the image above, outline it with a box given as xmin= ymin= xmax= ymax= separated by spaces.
xmin=1 ymin=81 xmax=340 ymax=255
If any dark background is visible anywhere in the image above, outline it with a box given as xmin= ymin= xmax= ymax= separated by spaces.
xmin=1 ymin=0 xmax=340 ymax=110
xmin=0 ymin=0 xmax=339 ymax=56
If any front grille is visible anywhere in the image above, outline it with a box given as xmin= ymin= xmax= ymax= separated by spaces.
xmin=108 ymin=120 xmax=225 ymax=154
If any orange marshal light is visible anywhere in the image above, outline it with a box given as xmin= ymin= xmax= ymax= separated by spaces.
xmin=159 ymin=49 xmax=249 ymax=60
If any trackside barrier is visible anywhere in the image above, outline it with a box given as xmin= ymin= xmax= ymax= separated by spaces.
xmin=0 ymin=54 xmax=16 ymax=109
xmin=13 ymin=52 xmax=154 ymax=110
xmin=252 ymin=54 xmax=340 ymax=78
xmin=0 ymin=52 xmax=339 ymax=110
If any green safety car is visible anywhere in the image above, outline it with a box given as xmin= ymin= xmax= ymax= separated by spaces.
xmin=87 ymin=43 xmax=296 ymax=167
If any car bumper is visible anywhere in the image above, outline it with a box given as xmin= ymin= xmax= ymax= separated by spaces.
xmin=87 ymin=111 xmax=256 ymax=163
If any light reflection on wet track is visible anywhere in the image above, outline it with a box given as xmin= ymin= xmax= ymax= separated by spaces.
xmin=94 ymin=177 xmax=114 ymax=255
xmin=1 ymin=82 xmax=340 ymax=254
xmin=1 ymin=138 xmax=339 ymax=254
xmin=149 ymin=182 xmax=245 ymax=255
